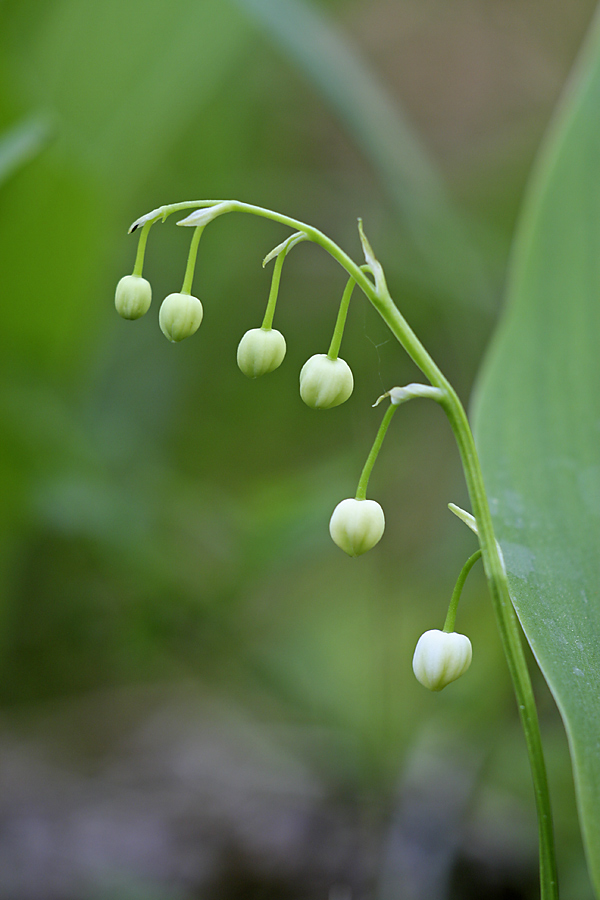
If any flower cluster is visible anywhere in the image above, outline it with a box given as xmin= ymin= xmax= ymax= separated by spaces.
xmin=116 ymin=202 xmax=476 ymax=693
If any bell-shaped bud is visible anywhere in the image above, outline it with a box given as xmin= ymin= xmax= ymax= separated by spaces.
xmin=159 ymin=292 xmax=203 ymax=342
xmin=299 ymin=354 xmax=353 ymax=409
xmin=412 ymin=629 xmax=472 ymax=691
xmin=237 ymin=328 xmax=286 ymax=378
xmin=329 ymin=498 xmax=385 ymax=556
xmin=115 ymin=274 xmax=152 ymax=320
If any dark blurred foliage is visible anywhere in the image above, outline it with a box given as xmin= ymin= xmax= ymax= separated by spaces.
xmin=0 ymin=1 xmax=596 ymax=897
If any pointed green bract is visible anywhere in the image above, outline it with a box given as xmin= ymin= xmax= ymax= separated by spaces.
xmin=473 ymin=8 xmax=600 ymax=893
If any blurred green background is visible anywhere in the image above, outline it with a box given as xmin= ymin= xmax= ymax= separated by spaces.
xmin=0 ymin=1 xmax=596 ymax=897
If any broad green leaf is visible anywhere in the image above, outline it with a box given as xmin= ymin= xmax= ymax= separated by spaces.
xmin=232 ymin=0 xmax=492 ymax=308
xmin=473 ymin=6 xmax=600 ymax=892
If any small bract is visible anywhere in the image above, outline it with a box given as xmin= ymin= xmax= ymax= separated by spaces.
xmin=329 ymin=497 xmax=385 ymax=556
xmin=412 ymin=629 xmax=472 ymax=691
xmin=159 ymin=292 xmax=203 ymax=342
xmin=237 ymin=328 xmax=286 ymax=378
xmin=115 ymin=274 xmax=152 ymax=320
xmin=299 ymin=354 xmax=353 ymax=409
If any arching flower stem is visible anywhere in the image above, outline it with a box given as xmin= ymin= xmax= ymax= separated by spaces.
xmin=181 ymin=226 xmax=204 ymax=295
xmin=355 ymin=403 xmax=397 ymax=501
xmin=443 ymin=548 xmax=482 ymax=633
xmin=128 ymin=199 xmax=558 ymax=898
xmin=327 ymin=275 xmax=356 ymax=360
xmin=132 ymin=220 xmax=152 ymax=277
xmin=262 ymin=249 xmax=285 ymax=330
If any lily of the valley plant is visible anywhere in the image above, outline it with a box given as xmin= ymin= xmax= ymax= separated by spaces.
xmin=116 ymin=198 xmax=559 ymax=899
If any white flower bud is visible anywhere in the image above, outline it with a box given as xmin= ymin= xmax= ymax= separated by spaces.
xmin=159 ymin=292 xmax=203 ymax=342
xmin=299 ymin=354 xmax=353 ymax=409
xmin=115 ymin=274 xmax=152 ymax=320
xmin=329 ymin=498 xmax=385 ymax=556
xmin=237 ymin=328 xmax=286 ymax=378
xmin=412 ymin=629 xmax=472 ymax=691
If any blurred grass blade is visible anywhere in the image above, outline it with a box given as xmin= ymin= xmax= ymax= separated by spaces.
xmin=473 ymin=6 xmax=600 ymax=892
xmin=0 ymin=114 xmax=50 ymax=186
xmin=233 ymin=0 xmax=492 ymax=307
xmin=20 ymin=0 xmax=249 ymax=194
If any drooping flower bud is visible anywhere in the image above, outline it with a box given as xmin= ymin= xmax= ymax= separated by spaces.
xmin=412 ymin=629 xmax=472 ymax=691
xmin=115 ymin=274 xmax=152 ymax=320
xmin=159 ymin=292 xmax=203 ymax=342
xmin=237 ymin=328 xmax=286 ymax=378
xmin=329 ymin=498 xmax=385 ymax=556
xmin=299 ymin=354 xmax=353 ymax=409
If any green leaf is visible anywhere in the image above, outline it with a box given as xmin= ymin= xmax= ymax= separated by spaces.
xmin=473 ymin=7 xmax=600 ymax=892
xmin=232 ymin=0 xmax=492 ymax=308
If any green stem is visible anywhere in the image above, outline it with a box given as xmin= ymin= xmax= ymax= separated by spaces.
xmin=181 ymin=226 xmax=204 ymax=295
xmin=327 ymin=275 xmax=356 ymax=359
xmin=375 ymin=281 xmax=558 ymax=899
xmin=130 ymin=199 xmax=558 ymax=899
xmin=130 ymin=200 xmax=377 ymax=305
xmin=132 ymin=220 xmax=152 ymax=277
xmin=262 ymin=249 xmax=285 ymax=330
xmin=443 ymin=549 xmax=482 ymax=633
xmin=355 ymin=403 xmax=397 ymax=500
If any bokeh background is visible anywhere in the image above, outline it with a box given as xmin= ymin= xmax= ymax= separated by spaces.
xmin=0 ymin=1 xmax=596 ymax=897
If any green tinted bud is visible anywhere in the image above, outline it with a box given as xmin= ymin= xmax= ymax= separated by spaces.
xmin=329 ymin=498 xmax=385 ymax=556
xmin=237 ymin=328 xmax=286 ymax=378
xmin=412 ymin=629 xmax=472 ymax=691
xmin=159 ymin=292 xmax=203 ymax=342
xmin=299 ymin=354 xmax=353 ymax=409
xmin=115 ymin=274 xmax=152 ymax=320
